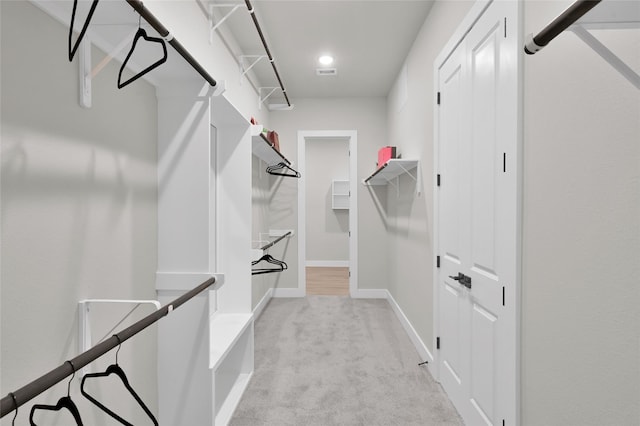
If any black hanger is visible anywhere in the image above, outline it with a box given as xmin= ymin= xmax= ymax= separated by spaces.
xmin=81 ymin=337 xmax=158 ymax=426
xmin=252 ymin=254 xmax=287 ymax=268
xmin=29 ymin=361 xmax=83 ymax=425
xmin=117 ymin=25 xmax=168 ymax=89
xmin=252 ymin=254 xmax=287 ymax=275
xmin=69 ymin=0 xmax=100 ymax=61
xmin=266 ymin=162 xmax=301 ymax=178
xmin=10 ymin=392 xmax=18 ymax=426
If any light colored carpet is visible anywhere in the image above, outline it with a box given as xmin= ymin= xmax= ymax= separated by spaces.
xmin=230 ymin=296 xmax=463 ymax=426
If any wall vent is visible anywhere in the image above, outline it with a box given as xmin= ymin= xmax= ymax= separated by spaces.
xmin=316 ymin=68 xmax=337 ymax=76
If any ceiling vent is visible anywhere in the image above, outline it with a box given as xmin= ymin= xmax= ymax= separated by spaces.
xmin=316 ymin=68 xmax=338 ymax=76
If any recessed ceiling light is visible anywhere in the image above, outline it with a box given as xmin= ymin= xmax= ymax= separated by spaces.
xmin=318 ymin=55 xmax=334 ymax=66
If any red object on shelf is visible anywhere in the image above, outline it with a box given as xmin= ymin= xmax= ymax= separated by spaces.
xmin=267 ymin=130 xmax=280 ymax=152
xmin=377 ymin=146 xmax=396 ymax=168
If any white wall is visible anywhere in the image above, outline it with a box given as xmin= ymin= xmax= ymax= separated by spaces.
xmin=522 ymin=1 xmax=640 ymax=424
xmin=1 ymin=2 xmax=158 ymax=424
xmin=269 ymin=97 xmax=388 ymax=291
xmin=386 ymin=0 xmax=639 ymax=424
xmin=386 ymin=0 xmax=474 ymax=358
xmin=144 ymin=0 xmax=269 ymax=126
xmin=306 ymin=137 xmax=349 ymax=264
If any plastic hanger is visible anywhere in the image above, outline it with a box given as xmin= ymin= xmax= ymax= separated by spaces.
xmin=10 ymin=393 xmax=18 ymax=426
xmin=252 ymin=254 xmax=287 ymax=275
xmin=29 ymin=361 xmax=83 ymax=425
xmin=69 ymin=0 xmax=100 ymax=61
xmin=80 ymin=337 xmax=158 ymax=426
xmin=266 ymin=162 xmax=301 ymax=178
xmin=117 ymin=20 xmax=168 ymax=89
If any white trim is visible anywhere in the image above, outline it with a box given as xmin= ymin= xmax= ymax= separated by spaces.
xmin=386 ymin=291 xmax=435 ymax=372
xmin=305 ymin=260 xmax=350 ymax=268
xmin=434 ymin=0 xmax=492 ymax=70
xmin=298 ymin=130 xmax=358 ymax=298
xmin=351 ymin=289 xmax=388 ymax=299
xmin=253 ymin=288 xmax=273 ymax=320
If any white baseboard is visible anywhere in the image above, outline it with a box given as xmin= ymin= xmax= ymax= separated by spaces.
xmin=305 ymin=260 xmax=350 ymax=268
xmin=385 ymin=290 xmax=434 ymax=365
xmin=253 ymin=288 xmax=273 ymax=320
xmin=351 ymin=289 xmax=388 ymax=299
xmin=272 ymin=287 xmax=305 ymax=298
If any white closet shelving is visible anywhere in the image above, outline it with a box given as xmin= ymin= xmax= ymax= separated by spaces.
xmin=363 ymin=159 xmax=419 ymax=186
xmin=570 ymin=0 xmax=640 ymax=89
xmin=332 ymin=180 xmax=350 ymax=210
xmin=251 ymin=124 xmax=291 ymax=166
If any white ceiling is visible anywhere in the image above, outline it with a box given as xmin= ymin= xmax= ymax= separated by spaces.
xmin=216 ymin=0 xmax=435 ymax=104
xmin=34 ymin=0 xmax=434 ymax=104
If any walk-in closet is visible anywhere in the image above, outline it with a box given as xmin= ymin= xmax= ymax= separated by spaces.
xmin=1 ymin=0 xmax=638 ymax=425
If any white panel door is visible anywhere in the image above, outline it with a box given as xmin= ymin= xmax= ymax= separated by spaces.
xmin=436 ymin=1 xmax=518 ymax=425
xmin=437 ymin=37 xmax=470 ymax=413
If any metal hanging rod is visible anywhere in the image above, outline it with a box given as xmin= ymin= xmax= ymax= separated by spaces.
xmin=0 ymin=277 xmax=217 ymax=419
xmin=260 ymin=231 xmax=292 ymax=251
xmin=125 ymin=0 xmax=217 ymax=87
xmin=524 ymin=0 xmax=602 ymax=54
xmin=244 ymin=0 xmax=291 ymax=107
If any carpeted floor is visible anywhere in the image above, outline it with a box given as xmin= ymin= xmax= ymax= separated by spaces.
xmin=230 ymin=296 xmax=463 ymax=426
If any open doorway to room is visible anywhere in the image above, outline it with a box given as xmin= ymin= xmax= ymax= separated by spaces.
xmin=298 ymin=131 xmax=358 ymax=297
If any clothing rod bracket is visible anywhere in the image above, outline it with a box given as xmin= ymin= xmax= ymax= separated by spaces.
xmin=78 ymin=299 xmax=161 ymax=377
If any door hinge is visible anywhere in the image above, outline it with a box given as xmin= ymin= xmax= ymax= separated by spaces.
xmin=437 ymin=174 xmax=441 ymax=187
xmin=437 ymin=91 xmax=441 ymax=105
xmin=503 ymin=153 xmax=507 ymax=173
xmin=502 ymin=286 xmax=505 ymax=306
xmin=349 ymin=270 xmax=351 ymax=277
xmin=436 ymin=256 xmax=440 ymax=268
xmin=436 ymin=337 xmax=440 ymax=350
xmin=504 ymin=17 xmax=507 ymax=38
xmin=349 ymin=231 xmax=351 ymax=237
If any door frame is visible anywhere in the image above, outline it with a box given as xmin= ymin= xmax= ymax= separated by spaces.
xmin=432 ymin=0 xmax=522 ymax=423
xmin=297 ymin=130 xmax=358 ymax=297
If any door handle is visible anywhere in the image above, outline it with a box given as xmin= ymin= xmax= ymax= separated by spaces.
xmin=449 ymin=272 xmax=472 ymax=289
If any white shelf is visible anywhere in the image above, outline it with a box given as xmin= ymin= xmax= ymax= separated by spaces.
xmin=214 ymin=372 xmax=252 ymax=426
xmin=209 ymin=313 xmax=253 ymax=370
xmin=332 ymin=180 xmax=350 ymax=210
xmin=575 ymin=1 xmax=640 ymax=29
xmin=363 ymin=159 xmax=419 ymax=186
xmin=251 ymin=124 xmax=291 ymax=166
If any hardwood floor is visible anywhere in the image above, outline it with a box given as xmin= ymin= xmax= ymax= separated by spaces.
xmin=306 ymin=267 xmax=349 ymax=296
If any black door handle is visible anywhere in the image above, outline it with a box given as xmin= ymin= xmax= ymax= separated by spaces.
xmin=449 ymin=272 xmax=472 ymax=289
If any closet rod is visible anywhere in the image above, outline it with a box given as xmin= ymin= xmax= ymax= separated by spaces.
xmin=125 ymin=0 xmax=217 ymax=87
xmin=244 ymin=0 xmax=291 ymax=107
xmin=525 ymin=0 xmax=601 ymax=54
xmin=0 ymin=277 xmax=216 ymax=419
xmin=260 ymin=231 xmax=292 ymax=251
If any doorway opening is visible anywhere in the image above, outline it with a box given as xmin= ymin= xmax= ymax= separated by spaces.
xmin=298 ymin=130 xmax=358 ymax=297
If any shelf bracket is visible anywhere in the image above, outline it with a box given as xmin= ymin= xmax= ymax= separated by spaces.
xmin=209 ymin=4 xmax=243 ymax=42
xmin=569 ymin=25 xmax=640 ymax=90
xmin=239 ymin=54 xmax=268 ymax=79
xmin=79 ymin=39 xmax=92 ymax=108
xmin=396 ymin=163 xmax=422 ymax=196
xmin=258 ymin=87 xmax=279 ymax=110
xmin=79 ymin=28 xmax=140 ymax=108
xmin=78 ymin=299 xmax=161 ymax=377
